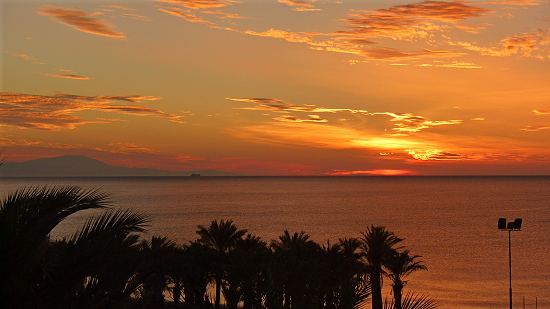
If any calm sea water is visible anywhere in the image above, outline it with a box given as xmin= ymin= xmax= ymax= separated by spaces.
xmin=1 ymin=176 xmax=549 ymax=309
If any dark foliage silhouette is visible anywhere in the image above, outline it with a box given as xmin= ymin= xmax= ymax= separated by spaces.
xmin=1 ymin=184 xmax=436 ymax=309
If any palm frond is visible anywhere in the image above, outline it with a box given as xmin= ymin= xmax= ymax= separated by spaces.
xmin=0 ymin=186 xmax=110 ymax=308
xmin=384 ymin=291 xmax=440 ymax=309
xmin=68 ymin=208 xmax=150 ymax=245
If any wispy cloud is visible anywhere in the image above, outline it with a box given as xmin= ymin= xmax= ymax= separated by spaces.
xmin=278 ymin=0 xmax=320 ymax=12
xmin=533 ymin=110 xmax=550 ymax=115
xmin=273 ymin=115 xmax=328 ymax=123
xmin=450 ymin=29 xmax=550 ymax=58
xmin=361 ymin=48 xmax=465 ymax=60
xmin=41 ymin=69 xmax=91 ymax=80
xmin=228 ymin=97 xmax=462 ymax=134
xmin=108 ymin=143 xmax=160 ymax=154
xmin=37 ymin=5 xmax=126 ymax=39
xmin=121 ymin=13 xmax=153 ymax=22
xmin=41 ymin=74 xmax=91 ymax=80
xmin=158 ymin=8 xmax=215 ymax=24
xmin=6 ymin=51 xmax=45 ymax=64
xmin=201 ymin=10 xmax=251 ymax=19
xmin=339 ymin=1 xmax=491 ymax=40
xmin=482 ymin=0 xmax=540 ymax=5
xmin=101 ymin=5 xmax=137 ymax=11
xmin=0 ymin=92 xmax=185 ymax=131
xmin=153 ymin=0 xmax=241 ymax=10
xmin=520 ymin=126 xmax=550 ymax=131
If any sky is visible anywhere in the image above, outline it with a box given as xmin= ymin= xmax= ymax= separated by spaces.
xmin=1 ymin=0 xmax=549 ymax=175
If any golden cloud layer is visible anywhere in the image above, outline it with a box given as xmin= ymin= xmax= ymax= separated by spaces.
xmin=228 ymin=97 xmax=462 ymax=134
xmin=38 ymin=5 xmax=126 ymax=39
xmin=0 ymin=92 xmax=185 ymax=131
xmin=154 ymin=0 xmax=548 ymax=64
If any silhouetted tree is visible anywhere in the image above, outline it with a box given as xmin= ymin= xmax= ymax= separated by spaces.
xmin=360 ymin=226 xmax=403 ymax=309
xmin=336 ymin=238 xmax=372 ymax=309
xmin=271 ymin=230 xmax=323 ymax=309
xmin=138 ymin=236 xmax=180 ymax=308
xmin=196 ymin=219 xmax=247 ymax=309
xmin=181 ymin=241 xmax=215 ymax=309
xmin=0 ymin=186 xmax=110 ymax=308
xmin=225 ymin=234 xmax=270 ymax=309
xmin=386 ymin=250 xmax=427 ymax=309
xmin=48 ymin=208 xmax=149 ymax=308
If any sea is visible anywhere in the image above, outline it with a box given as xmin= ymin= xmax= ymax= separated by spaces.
xmin=1 ymin=176 xmax=549 ymax=309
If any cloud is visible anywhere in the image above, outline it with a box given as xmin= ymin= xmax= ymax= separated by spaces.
xmin=371 ymin=112 xmax=462 ymax=133
xmin=451 ymin=29 xmax=550 ymax=58
xmin=230 ymin=121 xmax=474 ymax=163
xmin=0 ymin=92 xmax=185 ymax=131
xmin=243 ymin=29 xmax=315 ymax=43
xmin=483 ymin=0 xmax=539 ymax=5
xmin=375 ymin=1 xmax=491 ymax=22
xmin=340 ymin=1 xmax=491 ymax=41
xmin=120 ymin=13 xmax=153 ymax=22
xmin=201 ymin=10 xmax=252 ymax=19
xmin=101 ymin=5 xmax=138 ymax=11
xmin=153 ymin=0 xmax=240 ymax=10
xmin=227 ymin=97 xmax=370 ymax=114
xmin=108 ymin=143 xmax=160 ymax=154
xmin=229 ymin=97 xmax=462 ymax=133
xmin=533 ymin=110 xmax=550 ymax=115
xmin=158 ymin=8 xmax=215 ymax=24
xmin=41 ymin=69 xmax=91 ymax=80
xmin=520 ymin=126 xmax=550 ymax=131
xmin=273 ymin=115 xmax=328 ymax=123
xmin=278 ymin=0 xmax=320 ymax=11
xmin=361 ymin=48 xmax=465 ymax=60
xmin=7 ymin=52 xmax=45 ymax=64
xmin=37 ymin=5 xmax=126 ymax=39
xmin=41 ymin=74 xmax=91 ymax=80
xmin=407 ymin=149 xmax=469 ymax=160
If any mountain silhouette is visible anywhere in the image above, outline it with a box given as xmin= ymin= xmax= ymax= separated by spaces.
xmin=0 ymin=155 xmax=240 ymax=177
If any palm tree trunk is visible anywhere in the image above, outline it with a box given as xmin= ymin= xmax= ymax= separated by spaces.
xmin=173 ymin=282 xmax=182 ymax=308
xmin=215 ymin=276 xmax=222 ymax=309
xmin=370 ymin=271 xmax=383 ymax=309
xmin=393 ymin=282 xmax=404 ymax=309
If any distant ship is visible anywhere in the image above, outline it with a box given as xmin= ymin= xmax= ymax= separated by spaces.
xmin=191 ymin=173 xmax=201 ymax=177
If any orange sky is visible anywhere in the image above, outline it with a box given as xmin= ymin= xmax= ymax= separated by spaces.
xmin=1 ymin=0 xmax=549 ymax=175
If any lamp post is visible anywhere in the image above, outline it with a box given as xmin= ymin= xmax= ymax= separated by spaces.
xmin=498 ymin=218 xmax=522 ymax=309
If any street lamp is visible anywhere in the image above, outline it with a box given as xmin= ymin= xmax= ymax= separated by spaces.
xmin=498 ymin=218 xmax=522 ymax=309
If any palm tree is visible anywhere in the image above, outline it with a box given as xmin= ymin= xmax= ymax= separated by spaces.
xmin=336 ymin=238 xmax=372 ymax=309
xmin=360 ymin=226 xmax=403 ymax=309
xmin=0 ymin=186 xmax=110 ymax=308
xmin=385 ymin=251 xmax=427 ymax=309
xmin=226 ymin=234 xmax=270 ymax=309
xmin=270 ymin=230 xmax=322 ymax=309
xmin=196 ymin=219 xmax=247 ymax=309
xmin=48 ymin=208 xmax=150 ymax=307
xmin=0 ymin=186 xmax=151 ymax=308
xmin=180 ymin=241 xmax=216 ymax=309
xmin=138 ymin=236 xmax=180 ymax=309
